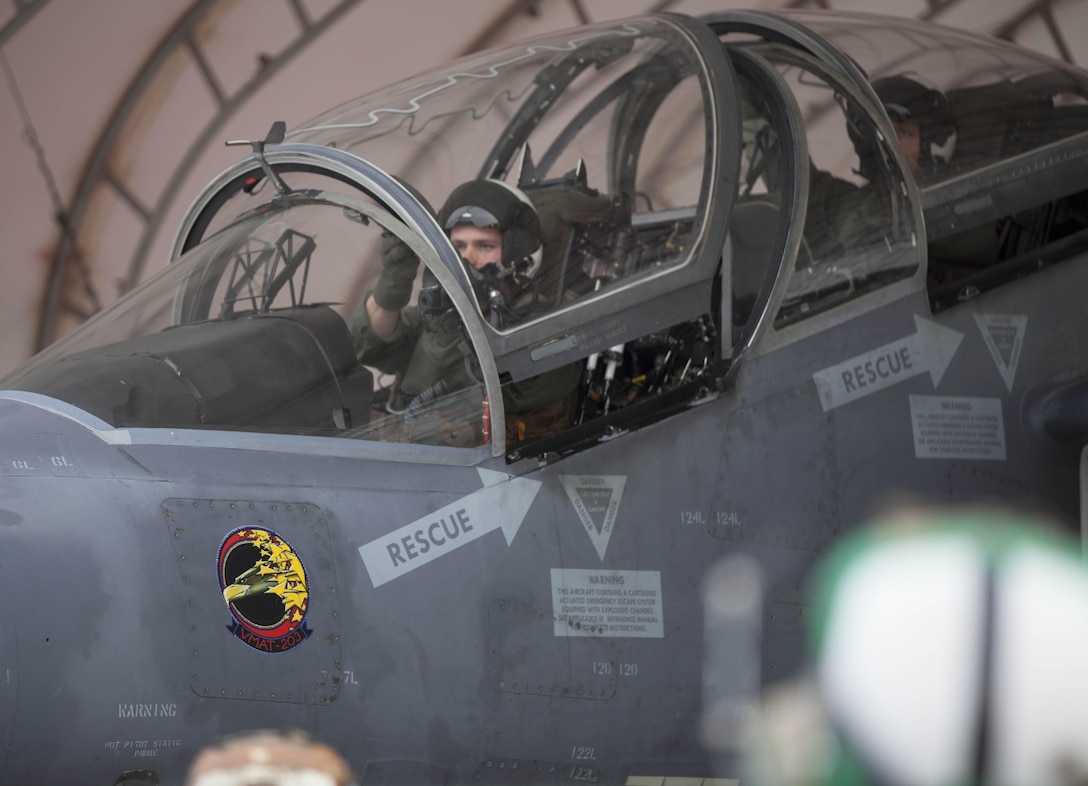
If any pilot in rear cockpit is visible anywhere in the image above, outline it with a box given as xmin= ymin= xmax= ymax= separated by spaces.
xmin=868 ymin=75 xmax=1002 ymax=278
xmin=349 ymin=179 xmax=582 ymax=444
xmin=868 ymin=73 xmax=958 ymax=181
xmin=806 ymin=72 xmax=998 ymax=273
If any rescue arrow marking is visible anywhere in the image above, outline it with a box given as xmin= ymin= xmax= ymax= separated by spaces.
xmin=358 ymin=468 xmax=541 ymax=588
xmin=812 ymin=316 xmax=964 ymax=412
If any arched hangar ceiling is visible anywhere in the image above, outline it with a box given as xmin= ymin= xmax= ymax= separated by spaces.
xmin=1 ymin=0 xmax=1086 ymax=377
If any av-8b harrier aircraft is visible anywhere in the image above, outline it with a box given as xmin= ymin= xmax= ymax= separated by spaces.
xmin=2 ymin=8 xmax=1088 ymax=784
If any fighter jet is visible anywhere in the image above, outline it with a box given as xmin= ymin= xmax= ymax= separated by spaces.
xmin=1 ymin=7 xmax=1087 ymax=784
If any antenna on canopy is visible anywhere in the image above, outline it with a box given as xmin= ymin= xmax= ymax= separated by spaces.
xmin=226 ymin=120 xmax=290 ymax=195
xmin=514 ymin=143 xmax=539 ymax=188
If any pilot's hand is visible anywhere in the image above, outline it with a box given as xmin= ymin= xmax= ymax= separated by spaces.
xmin=372 ymin=234 xmax=420 ymax=311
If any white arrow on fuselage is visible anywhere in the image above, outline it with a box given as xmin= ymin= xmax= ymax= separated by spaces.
xmin=812 ymin=315 xmax=963 ymax=412
xmin=358 ymin=468 xmax=541 ymax=588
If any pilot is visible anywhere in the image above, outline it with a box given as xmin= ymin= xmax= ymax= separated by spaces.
xmin=351 ymin=179 xmax=582 ymax=444
xmin=868 ymin=74 xmax=1004 ymax=278
xmin=800 ymin=77 xmax=932 ymax=264
xmin=809 ymin=73 xmax=997 ymax=276
xmin=866 ymin=72 xmax=958 ymax=181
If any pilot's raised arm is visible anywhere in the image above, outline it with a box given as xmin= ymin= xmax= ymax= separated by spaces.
xmin=349 ymin=233 xmax=475 ymax=415
xmin=362 ymin=233 xmax=419 ymax=340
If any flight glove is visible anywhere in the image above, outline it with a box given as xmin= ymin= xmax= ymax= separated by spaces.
xmin=372 ymin=234 xmax=420 ymax=311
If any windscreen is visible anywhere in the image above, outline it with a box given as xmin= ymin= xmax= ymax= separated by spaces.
xmin=1 ymin=194 xmax=490 ymax=450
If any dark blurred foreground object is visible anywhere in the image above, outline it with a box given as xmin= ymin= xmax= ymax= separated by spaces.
xmin=185 ymin=728 xmax=356 ymax=786
xmin=745 ymin=507 xmax=1088 ymax=786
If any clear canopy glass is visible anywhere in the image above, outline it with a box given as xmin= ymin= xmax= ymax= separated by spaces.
xmin=792 ymin=10 xmax=1088 ymax=186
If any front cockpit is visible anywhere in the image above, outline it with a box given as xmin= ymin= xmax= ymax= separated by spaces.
xmin=2 ymin=15 xmax=739 ymax=459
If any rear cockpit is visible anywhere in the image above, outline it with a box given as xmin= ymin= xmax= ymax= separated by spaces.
xmin=796 ymin=10 xmax=1088 ymax=312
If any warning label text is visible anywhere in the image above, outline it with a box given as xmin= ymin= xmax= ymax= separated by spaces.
xmin=910 ymin=395 xmax=1006 ymax=460
xmin=551 ymin=568 xmax=663 ymax=638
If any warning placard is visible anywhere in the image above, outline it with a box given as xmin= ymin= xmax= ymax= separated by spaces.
xmin=551 ymin=568 xmax=663 ymax=638
xmin=910 ymin=395 xmax=1006 ymax=460
xmin=559 ymin=475 xmax=626 ymax=561
xmin=974 ymin=313 xmax=1026 ymax=392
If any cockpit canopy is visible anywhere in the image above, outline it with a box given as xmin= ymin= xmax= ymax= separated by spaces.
xmin=4 ymin=10 xmax=1087 ymax=459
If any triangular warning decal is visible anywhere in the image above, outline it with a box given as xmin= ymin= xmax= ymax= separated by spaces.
xmin=559 ymin=475 xmax=626 ymax=561
xmin=974 ymin=313 xmax=1027 ymax=392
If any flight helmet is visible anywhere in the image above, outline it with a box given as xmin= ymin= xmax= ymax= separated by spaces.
xmin=873 ymin=72 xmax=957 ymax=170
xmin=847 ymin=71 xmax=957 ymax=181
xmin=439 ymin=179 xmax=544 ymax=284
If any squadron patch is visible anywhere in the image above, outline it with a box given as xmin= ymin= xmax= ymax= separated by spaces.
xmin=217 ymin=526 xmax=312 ymax=653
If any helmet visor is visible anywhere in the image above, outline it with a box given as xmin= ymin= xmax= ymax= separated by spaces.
xmin=444 ymin=205 xmax=501 ymax=231
xmin=883 ymin=101 xmax=913 ymax=122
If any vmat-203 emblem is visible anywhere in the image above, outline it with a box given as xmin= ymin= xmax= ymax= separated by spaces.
xmin=217 ymin=526 xmax=312 ymax=653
